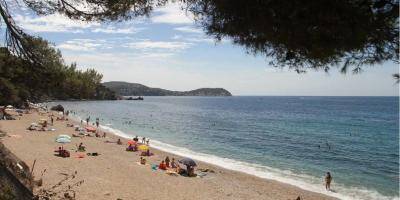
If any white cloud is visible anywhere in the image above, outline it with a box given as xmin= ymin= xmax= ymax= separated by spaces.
xmin=57 ymin=39 xmax=106 ymax=51
xmin=125 ymin=40 xmax=192 ymax=50
xmin=151 ymin=3 xmax=193 ymax=24
xmin=174 ymin=26 xmax=202 ymax=33
xmin=92 ymin=27 xmax=144 ymax=34
xmin=14 ymin=12 xmax=143 ymax=34
xmin=14 ymin=14 xmax=98 ymax=33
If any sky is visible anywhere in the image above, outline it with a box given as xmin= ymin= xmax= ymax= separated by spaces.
xmin=7 ymin=2 xmax=399 ymax=96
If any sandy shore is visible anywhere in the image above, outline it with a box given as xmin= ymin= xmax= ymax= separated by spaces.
xmin=0 ymin=110 xmax=336 ymax=200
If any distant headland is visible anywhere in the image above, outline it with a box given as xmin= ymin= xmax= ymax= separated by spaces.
xmin=102 ymin=81 xmax=232 ymax=97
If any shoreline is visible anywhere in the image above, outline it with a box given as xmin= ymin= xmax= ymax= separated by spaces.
xmin=0 ymin=110 xmax=337 ymax=200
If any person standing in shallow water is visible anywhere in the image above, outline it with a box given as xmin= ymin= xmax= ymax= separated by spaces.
xmin=96 ymin=118 xmax=99 ymax=128
xmin=325 ymin=172 xmax=332 ymax=191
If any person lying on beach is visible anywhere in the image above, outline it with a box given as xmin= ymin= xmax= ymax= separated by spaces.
xmin=140 ymin=149 xmax=153 ymax=156
xmin=159 ymin=161 xmax=167 ymax=170
xmin=66 ymin=123 xmax=74 ymax=127
xmin=27 ymin=125 xmax=36 ymax=131
xmin=140 ymin=157 xmax=146 ymax=165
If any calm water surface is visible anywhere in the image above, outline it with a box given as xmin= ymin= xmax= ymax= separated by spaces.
xmin=53 ymin=96 xmax=399 ymax=200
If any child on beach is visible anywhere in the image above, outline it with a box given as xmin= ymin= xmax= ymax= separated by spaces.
xmin=170 ymin=158 xmax=177 ymax=169
xmin=117 ymin=139 xmax=122 ymax=145
xmin=140 ymin=157 xmax=146 ymax=165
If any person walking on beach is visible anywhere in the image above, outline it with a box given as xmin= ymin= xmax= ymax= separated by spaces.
xmin=325 ymin=172 xmax=332 ymax=191
xmin=51 ymin=116 xmax=54 ymax=125
xmin=86 ymin=116 xmax=90 ymax=125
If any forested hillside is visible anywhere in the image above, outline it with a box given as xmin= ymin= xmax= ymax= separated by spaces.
xmin=103 ymin=81 xmax=232 ymax=96
xmin=0 ymin=38 xmax=116 ymax=106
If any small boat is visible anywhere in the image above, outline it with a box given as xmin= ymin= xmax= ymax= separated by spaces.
xmin=126 ymin=96 xmax=144 ymax=100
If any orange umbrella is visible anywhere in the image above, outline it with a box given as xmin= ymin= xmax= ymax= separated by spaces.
xmin=127 ymin=140 xmax=136 ymax=145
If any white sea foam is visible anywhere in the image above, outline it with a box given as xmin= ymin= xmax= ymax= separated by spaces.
xmin=69 ymin=114 xmax=398 ymax=200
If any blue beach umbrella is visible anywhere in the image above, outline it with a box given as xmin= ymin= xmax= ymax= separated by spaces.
xmin=55 ymin=137 xmax=71 ymax=143
xmin=179 ymin=158 xmax=197 ymax=167
xmin=57 ymin=134 xmax=71 ymax=140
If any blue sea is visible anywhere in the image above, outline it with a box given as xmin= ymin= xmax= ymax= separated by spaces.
xmin=52 ymin=96 xmax=399 ymax=200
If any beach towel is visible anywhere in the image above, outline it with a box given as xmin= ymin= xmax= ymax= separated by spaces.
xmin=76 ymin=153 xmax=85 ymax=158
xmin=166 ymin=170 xmax=179 ymax=176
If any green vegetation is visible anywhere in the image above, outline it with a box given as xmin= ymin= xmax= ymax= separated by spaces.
xmin=4 ymin=0 xmax=398 ymax=75
xmin=103 ymin=81 xmax=232 ymax=96
xmin=0 ymin=37 xmax=116 ymax=106
xmin=0 ymin=185 xmax=16 ymax=200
